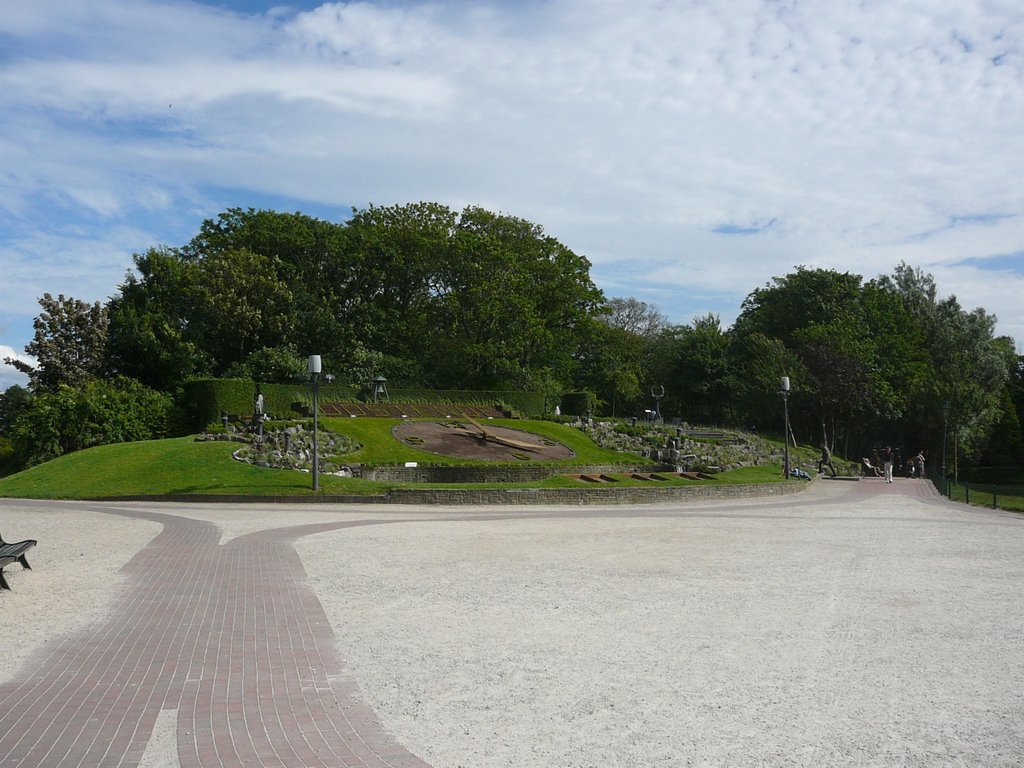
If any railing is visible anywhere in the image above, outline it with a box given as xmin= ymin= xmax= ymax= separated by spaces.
xmin=936 ymin=477 xmax=1024 ymax=512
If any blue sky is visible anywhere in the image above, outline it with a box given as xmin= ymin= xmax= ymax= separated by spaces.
xmin=3 ymin=0 xmax=1024 ymax=387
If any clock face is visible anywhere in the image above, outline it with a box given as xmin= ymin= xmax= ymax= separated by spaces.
xmin=393 ymin=420 xmax=575 ymax=461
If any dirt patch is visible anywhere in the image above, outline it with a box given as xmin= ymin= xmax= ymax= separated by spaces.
xmin=393 ymin=420 xmax=575 ymax=461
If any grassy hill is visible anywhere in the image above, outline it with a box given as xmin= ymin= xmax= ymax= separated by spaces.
xmin=0 ymin=419 xmax=799 ymax=500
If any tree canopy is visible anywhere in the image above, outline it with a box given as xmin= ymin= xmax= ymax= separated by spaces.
xmin=3 ymin=203 xmax=1020 ymax=477
xmin=105 ymin=204 xmax=603 ymax=392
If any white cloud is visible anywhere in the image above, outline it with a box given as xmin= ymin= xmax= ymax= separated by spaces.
xmin=0 ymin=347 xmax=34 ymax=391
xmin=1 ymin=0 xmax=1023 ymax=350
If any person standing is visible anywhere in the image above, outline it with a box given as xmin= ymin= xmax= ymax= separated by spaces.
xmin=915 ymin=449 xmax=926 ymax=479
xmin=883 ymin=445 xmax=894 ymax=484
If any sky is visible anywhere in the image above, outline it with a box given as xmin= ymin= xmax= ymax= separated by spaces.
xmin=2 ymin=0 xmax=1024 ymax=389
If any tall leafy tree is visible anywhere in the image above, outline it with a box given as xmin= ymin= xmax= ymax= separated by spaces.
xmin=106 ymin=248 xmax=210 ymax=390
xmin=657 ymin=314 xmax=733 ymax=425
xmin=178 ymin=207 xmax=353 ymax=364
xmin=727 ymin=331 xmax=793 ymax=431
xmin=733 ymin=266 xmax=930 ymax=452
xmin=876 ymin=262 xmax=1010 ymax=463
xmin=603 ymin=297 xmax=669 ymax=338
xmin=429 ymin=206 xmax=602 ymax=389
xmin=190 ymin=247 xmax=294 ymax=371
xmin=5 ymin=293 xmax=108 ymax=393
xmin=340 ymin=202 xmax=455 ymax=377
xmin=575 ymin=320 xmax=646 ymax=417
xmin=734 ymin=268 xmax=874 ymax=444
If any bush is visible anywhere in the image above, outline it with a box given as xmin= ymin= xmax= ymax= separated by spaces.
xmin=11 ymin=377 xmax=173 ymax=466
xmin=0 ymin=436 xmax=18 ymax=476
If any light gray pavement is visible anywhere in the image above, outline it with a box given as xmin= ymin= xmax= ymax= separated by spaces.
xmin=1 ymin=477 xmax=1023 ymax=767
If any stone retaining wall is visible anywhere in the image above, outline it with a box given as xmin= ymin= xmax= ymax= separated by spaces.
xmin=383 ymin=481 xmax=808 ymax=505
xmin=359 ymin=464 xmax=661 ymax=483
xmin=91 ymin=480 xmax=809 ymax=506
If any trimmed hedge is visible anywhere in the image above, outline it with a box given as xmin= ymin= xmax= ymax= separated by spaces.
xmin=261 ymin=382 xmax=360 ymax=417
xmin=179 ymin=379 xmax=545 ymax=427
xmin=181 ymin=378 xmax=255 ymax=429
xmin=388 ymin=389 xmax=545 ymax=417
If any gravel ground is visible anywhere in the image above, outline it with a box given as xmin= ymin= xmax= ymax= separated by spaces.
xmin=3 ymin=482 xmax=1023 ymax=767
xmin=299 ymin=483 xmax=1024 ymax=767
xmin=0 ymin=502 xmax=162 ymax=678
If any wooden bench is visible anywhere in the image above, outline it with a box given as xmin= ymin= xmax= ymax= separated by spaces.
xmin=0 ymin=531 xmax=36 ymax=590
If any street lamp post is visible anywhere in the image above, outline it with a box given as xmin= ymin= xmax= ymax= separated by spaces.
xmin=307 ymin=356 xmax=335 ymax=492
xmin=780 ymin=376 xmax=791 ymax=479
xmin=308 ymin=355 xmax=322 ymax=491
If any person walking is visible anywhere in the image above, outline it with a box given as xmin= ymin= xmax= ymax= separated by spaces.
xmin=915 ymin=449 xmax=926 ymax=479
xmin=883 ymin=445 xmax=894 ymax=484
xmin=818 ymin=444 xmax=837 ymax=477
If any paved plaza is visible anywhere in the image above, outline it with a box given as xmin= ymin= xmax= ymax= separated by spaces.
xmin=1 ymin=478 xmax=1022 ymax=767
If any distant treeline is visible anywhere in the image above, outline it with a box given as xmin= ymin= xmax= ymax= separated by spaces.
xmin=1 ymin=204 xmax=1021 ymax=471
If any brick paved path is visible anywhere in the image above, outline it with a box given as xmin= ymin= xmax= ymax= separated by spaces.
xmin=0 ymin=478 xmax=947 ymax=767
xmin=0 ymin=509 xmax=431 ymax=768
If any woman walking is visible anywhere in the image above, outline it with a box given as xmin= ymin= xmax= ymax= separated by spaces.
xmin=883 ymin=445 xmax=894 ymax=484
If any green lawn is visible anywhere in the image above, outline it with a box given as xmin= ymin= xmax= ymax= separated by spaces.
xmin=946 ymin=480 xmax=1024 ymax=513
xmin=0 ymin=421 xmax=794 ymax=500
xmin=0 ymin=438 xmax=385 ymax=499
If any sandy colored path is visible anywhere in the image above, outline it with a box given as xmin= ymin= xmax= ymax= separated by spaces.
xmin=2 ymin=479 xmax=1023 ymax=767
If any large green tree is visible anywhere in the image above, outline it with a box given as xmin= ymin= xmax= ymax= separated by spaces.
xmin=5 ymin=293 xmax=108 ymax=393
xmin=427 ymin=206 xmax=602 ymax=389
xmin=733 ymin=266 xmax=929 ymax=453
xmin=656 ymin=314 xmax=733 ymax=425
xmin=106 ymin=248 xmax=211 ymax=390
xmin=875 ymin=263 xmax=1010 ymax=466
xmin=104 ymin=204 xmax=603 ymax=393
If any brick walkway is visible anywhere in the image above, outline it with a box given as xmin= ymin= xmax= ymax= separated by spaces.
xmin=0 ymin=510 xmax=431 ymax=767
xmin=0 ymin=478 xmax=949 ymax=767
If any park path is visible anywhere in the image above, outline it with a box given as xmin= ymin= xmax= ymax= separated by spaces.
xmin=0 ymin=509 xmax=432 ymax=767
xmin=0 ymin=478 xmax=945 ymax=767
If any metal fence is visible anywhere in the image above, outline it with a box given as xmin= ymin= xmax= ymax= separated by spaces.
xmin=935 ymin=477 xmax=1024 ymax=512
